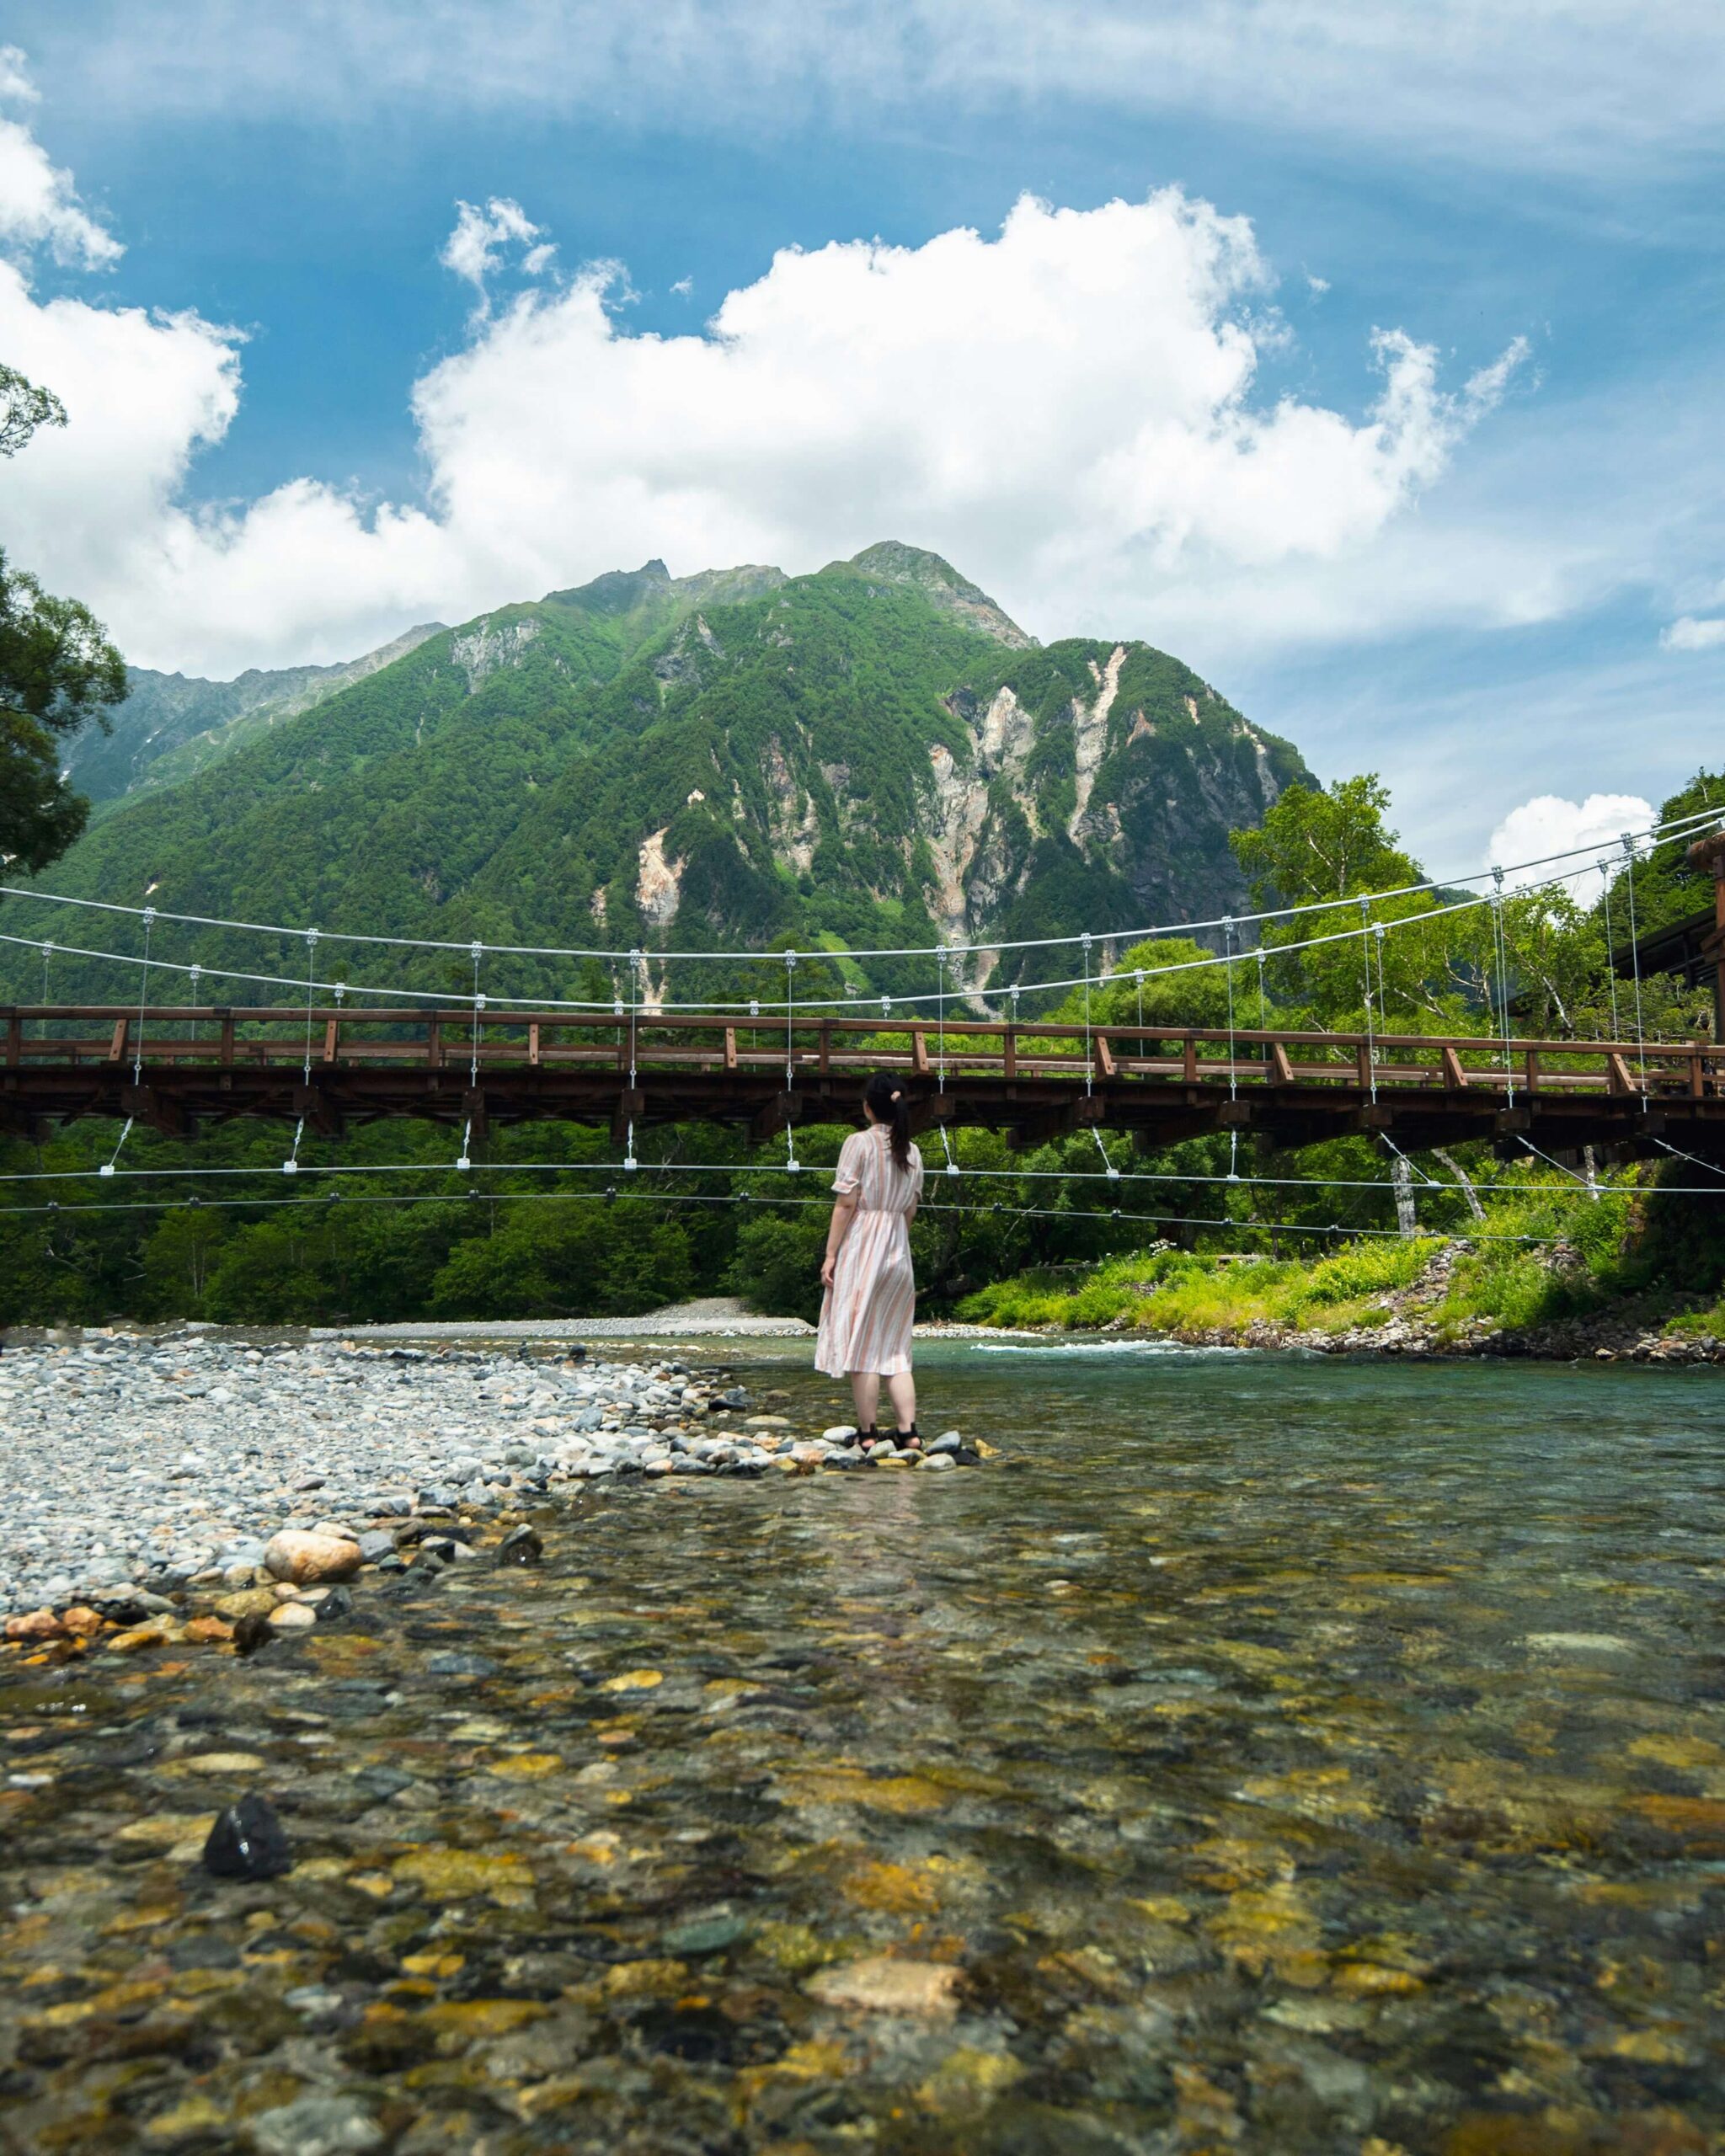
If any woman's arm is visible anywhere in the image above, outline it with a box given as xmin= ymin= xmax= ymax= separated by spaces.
xmin=820 ymin=1193 xmax=858 ymax=1288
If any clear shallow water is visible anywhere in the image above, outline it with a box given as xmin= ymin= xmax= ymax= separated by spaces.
xmin=3 ymin=1343 xmax=1725 ymax=2154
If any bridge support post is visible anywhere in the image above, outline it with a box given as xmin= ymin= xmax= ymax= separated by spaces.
xmin=292 ymin=1085 xmax=345 ymax=1139
xmin=908 ymin=1094 xmax=955 ymax=1135
xmin=748 ymin=1091 xmax=800 ymax=1146
xmin=121 ymin=1084 xmax=194 ymax=1140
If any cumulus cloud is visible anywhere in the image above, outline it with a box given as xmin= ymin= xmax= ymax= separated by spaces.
xmin=1487 ymin=792 xmax=1655 ymax=896
xmin=440 ymin=195 xmax=553 ymax=312
xmin=1663 ymin=614 xmax=1725 ymax=652
xmin=0 ymin=93 xmax=1530 ymax=676
xmin=0 ymin=51 xmax=119 ymax=267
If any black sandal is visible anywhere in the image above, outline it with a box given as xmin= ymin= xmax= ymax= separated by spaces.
xmin=856 ymin=1428 xmax=881 ymax=1453
xmin=895 ymin=1424 xmax=922 ymax=1452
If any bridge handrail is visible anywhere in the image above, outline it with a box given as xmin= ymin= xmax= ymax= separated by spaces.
xmin=3 ymin=1002 xmax=1713 ymax=1073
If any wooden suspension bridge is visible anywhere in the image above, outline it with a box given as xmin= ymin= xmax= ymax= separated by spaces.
xmin=5 ymin=1004 xmax=1725 ymax=1160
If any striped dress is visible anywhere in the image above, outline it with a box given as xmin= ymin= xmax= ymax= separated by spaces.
xmin=815 ymin=1127 xmax=924 ymax=1377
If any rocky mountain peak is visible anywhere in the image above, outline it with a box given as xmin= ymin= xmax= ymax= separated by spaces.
xmin=840 ymin=541 xmax=1037 ymax=650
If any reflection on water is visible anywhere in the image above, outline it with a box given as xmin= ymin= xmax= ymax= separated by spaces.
xmin=3 ymin=1343 xmax=1725 ymax=2154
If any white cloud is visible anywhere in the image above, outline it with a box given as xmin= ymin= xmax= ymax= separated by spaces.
xmin=1663 ymin=614 xmax=1725 ymax=651
xmin=0 ymin=94 xmax=1530 ymax=676
xmin=439 ymin=195 xmax=551 ymax=312
xmin=37 ymin=2 xmax=1725 ymax=179
xmin=0 ymin=45 xmax=40 ymax=103
xmin=0 ymin=49 xmax=118 ymax=268
xmin=1487 ymin=792 xmax=1655 ymax=896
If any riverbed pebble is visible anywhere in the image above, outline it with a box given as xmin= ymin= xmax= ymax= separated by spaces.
xmin=0 ymin=1331 xmax=982 ymax=1621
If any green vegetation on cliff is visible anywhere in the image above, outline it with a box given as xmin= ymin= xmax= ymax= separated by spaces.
xmin=2 ymin=543 xmax=1310 ymax=1007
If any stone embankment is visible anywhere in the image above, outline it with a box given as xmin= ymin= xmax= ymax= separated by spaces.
xmin=0 ymin=1336 xmax=982 ymax=1636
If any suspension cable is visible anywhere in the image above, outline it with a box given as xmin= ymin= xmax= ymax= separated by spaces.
xmin=131 ymin=906 xmax=155 ymax=1086
xmin=1622 ymin=831 xmax=1648 ymax=1109
xmin=1359 ymin=896 xmax=1377 ymax=1105
xmin=1224 ymin=919 xmax=1238 ymax=1102
xmin=625 ymin=947 xmax=642 ymax=1170
xmin=8 ymin=801 xmax=1721 ymax=969
xmin=1081 ymin=932 xmax=1093 ymax=1095
xmin=1599 ymin=861 xmax=1621 ymax=1040
xmin=1490 ymin=867 xmax=1514 ymax=1105
xmin=302 ymin=928 xmax=320 ymax=1085
xmin=784 ymin=947 xmax=799 ymax=1172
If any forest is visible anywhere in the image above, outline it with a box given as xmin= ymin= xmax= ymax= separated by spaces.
xmin=4 ymin=766 xmax=1722 ymax=1341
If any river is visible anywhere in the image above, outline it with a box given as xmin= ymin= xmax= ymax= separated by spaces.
xmin=3 ymin=1339 xmax=1723 ymax=2153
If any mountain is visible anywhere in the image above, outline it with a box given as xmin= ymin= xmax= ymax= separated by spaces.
xmin=66 ymin=624 xmax=449 ymax=812
xmin=6 ymin=544 xmax=1312 ymax=1005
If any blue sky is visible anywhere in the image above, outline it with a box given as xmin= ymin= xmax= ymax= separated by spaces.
xmin=0 ymin=1 xmax=1721 ymax=878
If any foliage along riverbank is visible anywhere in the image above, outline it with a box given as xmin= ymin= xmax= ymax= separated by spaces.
xmin=957 ymin=1164 xmax=1725 ymax=1361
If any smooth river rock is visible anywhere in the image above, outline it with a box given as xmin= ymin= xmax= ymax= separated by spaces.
xmin=264 ymin=1529 xmax=363 ymax=1585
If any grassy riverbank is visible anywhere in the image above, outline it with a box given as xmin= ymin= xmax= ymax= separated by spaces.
xmin=956 ymin=1161 xmax=1725 ymax=1350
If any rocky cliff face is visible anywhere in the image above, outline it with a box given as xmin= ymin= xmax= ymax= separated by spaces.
xmin=11 ymin=544 xmax=1311 ymax=1009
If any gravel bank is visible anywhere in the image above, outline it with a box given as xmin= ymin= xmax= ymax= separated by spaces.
xmin=0 ymin=1335 xmax=976 ymax=1624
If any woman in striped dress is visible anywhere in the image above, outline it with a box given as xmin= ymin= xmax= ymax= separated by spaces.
xmin=816 ymin=1072 xmax=925 ymax=1449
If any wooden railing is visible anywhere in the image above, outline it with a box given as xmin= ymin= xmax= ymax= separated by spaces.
xmin=4 ymin=1005 xmax=1719 ymax=1100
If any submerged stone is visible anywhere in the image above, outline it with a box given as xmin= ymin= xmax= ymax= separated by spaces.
xmin=806 ymin=1956 xmax=962 ymax=2016
xmin=661 ymin=1911 xmax=750 ymax=1956
xmin=201 ymin=1793 xmax=292 ymax=1880
xmin=250 ymin=2093 xmax=383 ymax=2156
xmin=496 ymin=1523 xmax=543 ymax=1566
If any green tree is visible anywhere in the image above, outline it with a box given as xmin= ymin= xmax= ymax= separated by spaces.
xmin=1231 ymin=775 xmax=1418 ymax=909
xmin=428 ymin=1197 xmax=692 ymax=1317
xmin=0 ymin=364 xmax=65 ymax=457
xmin=140 ymin=1205 xmax=227 ymax=1314
xmin=0 ymin=366 xmax=128 ymax=873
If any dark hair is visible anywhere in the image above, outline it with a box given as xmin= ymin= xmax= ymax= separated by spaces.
xmin=862 ymin=1070 xmax=913 ymax=1171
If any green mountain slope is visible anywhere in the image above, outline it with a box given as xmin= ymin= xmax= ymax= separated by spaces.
xmin=5 ymin=544 xmax=1311 ymax=1005
xmin=67 ymin=622 xmax=447 ymax=811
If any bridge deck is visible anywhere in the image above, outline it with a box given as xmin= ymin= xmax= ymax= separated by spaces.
xmin=6 ymin=1005 xmax=1725 ymax=1156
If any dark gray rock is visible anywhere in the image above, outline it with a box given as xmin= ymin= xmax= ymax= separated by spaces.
xmin=496 ymin=1523 xmax=543 ymax=1566
xmin=202 ymin=1793 xmax=292 ymax=1881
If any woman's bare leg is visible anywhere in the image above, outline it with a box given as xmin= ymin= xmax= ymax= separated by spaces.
xmin=885 ymin=1370 xmax=917 ymax=1434
xmin=850 ymin=1370 xmax=880 ymax=1431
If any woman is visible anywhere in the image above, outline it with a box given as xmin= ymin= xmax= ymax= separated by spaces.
xmin=816 ymin=1070 xmax=924 ymax=1450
